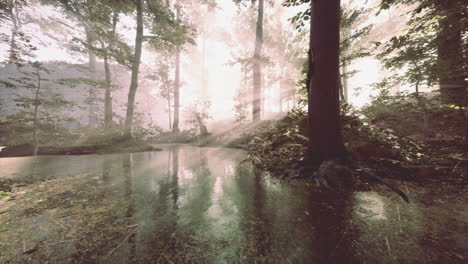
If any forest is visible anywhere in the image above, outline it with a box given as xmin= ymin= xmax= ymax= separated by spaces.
xmin=0 ymin=0 xmax=467 ymax=263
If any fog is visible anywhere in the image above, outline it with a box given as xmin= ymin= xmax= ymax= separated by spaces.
xmin=0 ymin=0 xmax=420 ymax=132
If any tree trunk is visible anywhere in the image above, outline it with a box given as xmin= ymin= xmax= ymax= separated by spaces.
xmin=252 ymin=0 xmax=264 ymax=122
xmin=85 ymin=27 xmax=97 ymax=128
xmin=172 ymin=48 xmax=180 ymax=132
xmin=196 ymin=114 xmax=208 ymax=137
xmin=435 ymin=0 xmax=467 ymax=106
xmin=172 ymin=0 xmax=181 ymax=132
xmin=32 ymin=68 xmax=41 ymax=156
xmin=339 ymin=70 xmax=345 ymax=101
xmin=103 ymin=12 xmax=118 ymax=131
xmin=168 ymin=97 xmax=172 ymax=130
xmin=8 ymin=0 xmax=19 ymax=64
xmin=306 ymin=0 xmax=346 ymax=167
xmin=342 ymin=61 xmax=348 ymax=102
xmin=103 ymin=47 xmax=113 ymax=130
xmin=123 ymin=0 xmax=143 ymax=138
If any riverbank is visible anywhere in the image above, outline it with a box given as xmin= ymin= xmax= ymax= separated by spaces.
xmin=0 ymin=138 xmax=161 ymax=158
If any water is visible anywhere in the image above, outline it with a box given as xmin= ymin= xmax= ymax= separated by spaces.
xmin=0 ymin=145 xmax=466 ymax=263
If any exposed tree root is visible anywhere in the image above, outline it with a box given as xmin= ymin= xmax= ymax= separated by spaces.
xmin=314 ymin=156 xmax=409 ymax=203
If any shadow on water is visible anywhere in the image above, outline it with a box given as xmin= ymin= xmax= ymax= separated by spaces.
xmin=0 ymin=145 xmax=467 ymax=263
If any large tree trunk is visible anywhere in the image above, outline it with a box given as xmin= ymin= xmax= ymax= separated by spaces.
xmin=435 ymin=0 xmax=467 ymax=106
xmin=85 ymin=27 xmax=98 ymax=128
xmin=306 ymin=0 xmax=346 ymax=167
xmin=172 ymin=0 xmax=181 ymax=132
xmin=123 ymin=0 xmax=143 ymax=138
xmin=252 ymin=0 xmax=264 ymax=122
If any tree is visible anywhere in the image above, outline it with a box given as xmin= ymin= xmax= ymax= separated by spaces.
xmin=122 ymin=0 xmax=194 ymax=137
xmin=51 ymin=0 xmax=133 ymax=129
xmin=167 ymin=0 xmax=181 ymax=132
xmin=378 ymin=0 xmax=467 ymax=106
xmin=4 ymin=61 xmax=73 ymax=155
xmin=339 ymin=5 xmax=372 ymax=102
xmin=252 ymin=0 xmax=264 ymax=121
xmin=286 ymin=1 xmax=372 ymax=104
xmin=123 ymin=0 xmax=144 ymax=138
xmin=233 ymin=0 xmax=264 ymax=121
xmin=305 ymin=0 xmax=346 ymax=167
xmin=147 ymin=54 xmax=175 ymax=130
xmin=186 ymin=99 xmax=211 ymax=140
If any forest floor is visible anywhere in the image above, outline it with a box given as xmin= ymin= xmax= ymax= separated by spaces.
xmin=223 ymin=98 xmax=467 ymax=186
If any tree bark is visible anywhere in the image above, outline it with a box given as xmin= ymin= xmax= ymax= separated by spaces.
xmin=172 ymin=47 xmax=180 ymax=132
xmin=341 ymin=61 xmax=348 ymax=102
xmin=123 ymin=0 xmax=143 ymax=138
xmin=172 ymin=0 xmax=181 ymax=132
xmin=435 ymin=0 xmax=467 ymax=106
xmin=85 ymin=27 xmax=98 ymax=128
xmin=103 ymin=11 xmax=118 ymax=131
xmin=306 ymin=0 xmax=346 ymax=167
xmin=252 ymin=0 xmax=264 ymax=122
xmin=8 ymin=0 xmax=19 ymax=64
xmin=103 ymin=45 xmax=113 ymax=130
xmin=32 ymin=68 xmax=41 ymax=156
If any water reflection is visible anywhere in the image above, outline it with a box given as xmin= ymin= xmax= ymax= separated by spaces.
xmin=1 ymin=145 xmax=467 ymax=263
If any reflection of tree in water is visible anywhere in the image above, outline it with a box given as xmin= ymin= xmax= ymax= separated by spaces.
xmin=307 ymin=190 xmax=358 ymax=263
xmin=183 ymin=148 xmax=214 ymax=225
xmin=229 ymin=164 xmax=273 ymax=260
xmin=122 ymin=153 xmax=136 ymax=263
xmin=136 ymin=146 xmax=180 ymax=262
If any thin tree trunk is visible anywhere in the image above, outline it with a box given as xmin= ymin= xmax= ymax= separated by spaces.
xmin=342 ymin=61 xmax=348 ymax=102
xmin=168 ymin=97 xmax=172 ymax=130
xmin=306 ymin=0 xmax=346 ymax=167
xmin=85 ymin=27 xmax=97 ymax=128
xmin=32 ymin=68 xmax=41 ymax=156
xmin=8 ymin=0 xmax=19 ymax=64
xmin=123 ymin=0 xmax=143 ymax=138
xmin=172 ymin=0 xmax=181 ymax=132
xmin=103 ymin=46 xmax=113 ymax=130
xmin=103 ymin=12 xmax=118 ymax=131
xmin=173 ymin=48 xmax=180 ymax=132
xmin=339 ymin=70 xmax=345 ymax=101
xmin=252 ymin=0 xmax=264 ymax=122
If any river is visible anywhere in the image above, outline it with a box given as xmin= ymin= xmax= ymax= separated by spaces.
xmin=0 ymin=145 xmax=466 ymax=263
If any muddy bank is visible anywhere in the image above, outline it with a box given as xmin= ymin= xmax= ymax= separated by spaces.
xmin=0 ymin=140 xmax=161 ymax=158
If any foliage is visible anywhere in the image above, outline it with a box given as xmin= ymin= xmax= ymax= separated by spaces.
xmin=185 ymin=99 xmax=211 ymax=134
xmin=292 ymin=3 xmax=373 ymax=105
xmin=376 ymin=0 xmax=468 ymax=106
xmin=1 ymin=61 xmax=75 ymax=146
xmin=374 ymin=5 xmax=439 ymax=92
xmin=236 ymin=97 xmax=464 ymax=179
xmin=151 ymin=130 xmax=197 ymax=144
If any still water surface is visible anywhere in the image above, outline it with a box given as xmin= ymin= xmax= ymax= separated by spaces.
xmin=0 ymin=145 xmax=466 ymax=263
